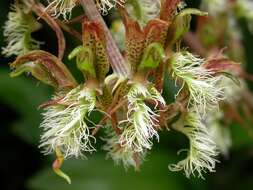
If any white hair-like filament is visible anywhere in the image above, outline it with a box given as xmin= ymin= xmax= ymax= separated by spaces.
xmin=119 ymin=83 xmax=165 ymax=152
xmin=170 ymin=51 xmax=224 ymax=116
xmin=2 ymin=3 xmax=41 ymax=57
xmin=169 ymin=110 xmax=219 ymax=178
xmin=39 ymin=86 xmax=96 ymax=158
xmin=46 ymin=0 xmax=77 ymax=19
xmin=95 ymin=0 xmax=125 ymax=15
xmin=103 ymin=129 xmax=145 ymax=169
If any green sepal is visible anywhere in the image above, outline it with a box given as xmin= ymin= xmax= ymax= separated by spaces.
xmin=177 ymin=8 xmax=208 ymax=18
xmin=69 ymin=46 xmax=96 ymax=78
xmin=138 ymin=43 xmax=165 ymax=72
xmin=167 ymin=8 xmax=208 ymax=46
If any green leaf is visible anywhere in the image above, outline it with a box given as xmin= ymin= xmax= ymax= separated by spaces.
xmin=230 ymin=123 xmax=253 ymax=148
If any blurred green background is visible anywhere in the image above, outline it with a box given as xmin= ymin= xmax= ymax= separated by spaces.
xmin=1 ymin=0 xmax=253 ymax=190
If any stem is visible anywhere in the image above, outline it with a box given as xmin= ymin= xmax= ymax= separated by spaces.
xmin=79 ymin=0 xmax=129 ymax=77
xmin=31 ymin=3 xmax=66 ymax=60
xmin=64 ymin=15 xmax=87 ymax=24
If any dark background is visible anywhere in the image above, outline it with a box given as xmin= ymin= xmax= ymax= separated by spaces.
xmin=1 ymin=0 xmax=253 ymax=190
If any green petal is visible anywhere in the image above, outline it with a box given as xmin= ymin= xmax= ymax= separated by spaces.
xmin=167 ymin=8 xmax=208 ymax=46
xmin=138 ymin=43 xmax=165 ymax=71
xmin=69 ymin=46 xmax=96 ymax=78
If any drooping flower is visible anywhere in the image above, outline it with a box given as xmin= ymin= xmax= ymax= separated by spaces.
xmin=169 ymin=110 xmax=219 ymax=178
xmin=169 ymin=51 xmax=224 ymax=115
xmin=40 ymin=85 xmax=97 ymax=158
xmin=2 ymin=3 xmax=42 ymax=57
xmin=119 ymin=82 xmax=165 ymax=152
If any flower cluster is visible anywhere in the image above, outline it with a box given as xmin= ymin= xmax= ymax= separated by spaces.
xmin=3 ymin=0 xmax=249 ymax=184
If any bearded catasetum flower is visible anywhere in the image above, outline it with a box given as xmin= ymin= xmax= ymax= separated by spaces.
xmin=39 ymin=85 xmax=97 ymax=158
xmin=46 ymin=0 xmax=77 ymax=19
xmin=119 ymin=82 xmax=165 ymax=152
xmin=169 ymin=110 xmax=219 ymax=178
xmin=2 ymin=3 xmax=42 ymax=57
xmin=170 ymin=51 xmax=224 ymax=115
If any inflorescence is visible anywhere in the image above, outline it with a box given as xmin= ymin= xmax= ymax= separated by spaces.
xmin=3 ymin=0 xmax=249 ymax=183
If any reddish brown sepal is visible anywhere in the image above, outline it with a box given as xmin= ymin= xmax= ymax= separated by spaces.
xmin=10 ymin=50 xmax=77 ymax=90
